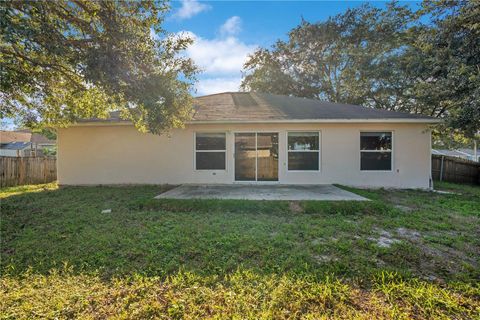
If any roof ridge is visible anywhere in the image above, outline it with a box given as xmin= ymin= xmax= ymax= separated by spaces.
xmin=194 ymin=92 xmax=240 ymax=99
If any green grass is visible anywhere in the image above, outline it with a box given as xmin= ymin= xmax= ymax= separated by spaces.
xmin=1 ymin=182 xmax=479 ymax=319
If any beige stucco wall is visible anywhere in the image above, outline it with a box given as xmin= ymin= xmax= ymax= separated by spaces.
xmin=57 ymin=122 xmax=432 ymax=188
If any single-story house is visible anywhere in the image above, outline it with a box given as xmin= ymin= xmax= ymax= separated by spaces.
xmin=57 ymin=92 xmax=440 ymax=189
xmin=0 ymin=130 xmax=56 ymax=157
xmin=0 ymin=142 xmax=32 ymax=157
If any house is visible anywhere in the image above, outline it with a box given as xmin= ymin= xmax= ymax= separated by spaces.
xmin=0 ymin=130 xmax=56 ymax=157
xmin=0 ymin=142 xmax=32 ymax=157
xmin=432 ymin=149 xmax=480 ymax=162
xmin=57 ymin=92 xmax=440 ymax=188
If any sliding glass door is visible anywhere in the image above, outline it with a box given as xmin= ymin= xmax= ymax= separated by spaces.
xmin=234 ymin=133 xmax=278 ymax=182
xmin=257 ymin=133 xmax=279 ymax=181
xmin=234 ymin=133 xmax=256 ymax=181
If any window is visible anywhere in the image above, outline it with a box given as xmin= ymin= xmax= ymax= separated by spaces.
xmin=360 ymin=132 xmax=392 ymax=171
xmin=195 ymin=133 xmax=226 ymax=170
xmin=287 ymin=132 xmax=320 ymax=171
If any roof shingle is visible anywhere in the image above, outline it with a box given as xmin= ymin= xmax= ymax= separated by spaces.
xmin=80 ymin=92 xmax=439 ymax=123
xmin=192 ymin=92 xmax=436 ymax=122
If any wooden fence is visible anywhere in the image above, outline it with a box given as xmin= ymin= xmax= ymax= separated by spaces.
xmin=432 ymin=154 xmax=480 ymax=185
xmin=0 ymin=156 xmax=57 ymax=188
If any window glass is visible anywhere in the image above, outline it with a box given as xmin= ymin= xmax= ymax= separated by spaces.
xmin=360 ymin=132 xmax=392 ymax=150
xmin=360 ymin=152 xmax=392 ymax=171
xmin=288 ymin=132 xmax=319 ymax=151
xmin=288 ymin=152 xmax=319 ymax=171
xmin=196 ymin=133 xmax=226 ymax=150
xmin=195 ymin=132 xmax=226 ymax=170
xmin=196 ymin=152 xmax=226 ymax=170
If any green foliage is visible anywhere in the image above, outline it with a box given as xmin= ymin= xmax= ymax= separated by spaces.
xmin=41 ymin=146 xmax=56 ymax=156
xmin=0 ymin=0 xmax=198 ymax=134
xmin=242 ymin=3 xmax=416 ymax=109
xmin=414 ymin=0 xmax=480 ymax=138
xmin=241 ymin=1 xmax=480 ymax=139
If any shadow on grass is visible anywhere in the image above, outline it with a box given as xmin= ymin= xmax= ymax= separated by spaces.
xmin=2 ymin=183 xmax=480 ymax=319
xmin=1 ymin=183 xmax=479 ymax=287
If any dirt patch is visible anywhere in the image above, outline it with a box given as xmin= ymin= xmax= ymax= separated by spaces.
xmin=368 ymin=236 xmax=401 ymax=248
xmin=311 ymin=237 xmax=338 ymax=246
xmin=368 ymin=229 xmax=401 ymax=248
xmin=381 ymin=193 xmax=420 ymax=212
xmin=313 ymin=254 xmax=338 ymax=263
xmin=394 ymin=204 xmax=414 ymax=213
xmin=289 ymin=201 xmax=303 ymax=213
xmin=379 ymin=227 xmax=480 ymax=280
xmin=396 ymin=228 xmax=422 ymax=241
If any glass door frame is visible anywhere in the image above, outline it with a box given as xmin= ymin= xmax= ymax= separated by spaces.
xmin=233 ymin=131 xmax=279 ymax=183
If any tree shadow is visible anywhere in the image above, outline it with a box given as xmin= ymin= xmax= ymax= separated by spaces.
xmin=1 ymin=185 xmax=478 ymax=285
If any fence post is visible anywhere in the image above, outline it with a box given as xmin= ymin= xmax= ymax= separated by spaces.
xmin=439 ymin=156 xmax=444 ymax=182
xmin=44 ymin=157 xmax=47 ymax=183
xmin=19 ymin=157 xmax=24 ymax=186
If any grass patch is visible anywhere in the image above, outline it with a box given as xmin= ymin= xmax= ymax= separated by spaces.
xmin=1 ymin=182 xmax=479 ymax=318
xmin=1 ymin=269 xmax=478 ymax=319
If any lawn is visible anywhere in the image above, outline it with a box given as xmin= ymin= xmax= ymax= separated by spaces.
xmin=1 ymin=182 xmax=479 ymax=319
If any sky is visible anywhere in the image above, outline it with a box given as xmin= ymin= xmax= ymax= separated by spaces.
xmin=163 ymin=0 xmax=421 ymax=96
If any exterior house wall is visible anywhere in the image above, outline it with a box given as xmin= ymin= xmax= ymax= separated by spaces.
xmin=57 ymin=122 xmax=432 ymax=188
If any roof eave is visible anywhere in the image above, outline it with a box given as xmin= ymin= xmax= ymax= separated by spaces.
xmin=186 ymin=118 xmax=442 ymax=124
xmin=69 ymin=118 xmax=441 ymax=127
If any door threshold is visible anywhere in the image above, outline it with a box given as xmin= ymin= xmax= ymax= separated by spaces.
xmin=233 ymin=181 xmax=280 ymax=184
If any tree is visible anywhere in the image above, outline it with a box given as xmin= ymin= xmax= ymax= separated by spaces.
xmin=412 ymin=0 xmax=480 ymax=139
xmin=241 ymin=3 xmax=416 ymax=110
xmin=241 ymin=1 xmax=479 ymax=140
xmin=1 ymin=0 xmax=198 ymax=134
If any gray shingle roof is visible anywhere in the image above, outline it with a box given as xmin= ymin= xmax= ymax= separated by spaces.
xmin=0 ymin=142 xmax=31 ymax=150
xmin=192 ymin=92 xmax=436 ymax=122
xmin=80 ymin=92 xmax=439 ymax=123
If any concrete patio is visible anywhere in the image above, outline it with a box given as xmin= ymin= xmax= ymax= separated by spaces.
xmin=155 ymin=184 xmax=368 ymax=201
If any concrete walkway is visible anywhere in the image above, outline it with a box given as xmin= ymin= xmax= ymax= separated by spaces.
xmin=155 ymin=184 xmax=367 ymax=201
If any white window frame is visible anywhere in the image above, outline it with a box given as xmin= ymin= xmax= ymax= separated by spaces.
xmin=194 ymin=132 xmax=227 ymax=171
xmin=286 ymin=131 xmax=321 ymax=172
xmin=359 ymin=131 xmax=393 ymax=172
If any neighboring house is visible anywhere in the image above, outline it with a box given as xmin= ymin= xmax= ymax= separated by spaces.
xmin=57 ymin=92 xmax=440 ymax=189
xmin=433 ymin=149 xmax=480 ymax=162
xmin=0 ymin=130 xmax=56 ymax=157
xmin=0 ymin=142 xmax=32 ymax=157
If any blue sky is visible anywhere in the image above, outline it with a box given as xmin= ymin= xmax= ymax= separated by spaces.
xmin=164 ymin=0 xmax=421 ymax=96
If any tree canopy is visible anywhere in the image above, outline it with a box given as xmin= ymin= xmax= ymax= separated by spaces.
xmin=241 ymin=0 xmax=479 ymax=139
xmin=1 ymin=0 xmax=198 ymax=134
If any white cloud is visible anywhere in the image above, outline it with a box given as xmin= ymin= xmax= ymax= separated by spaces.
xmin=181 ymin=32 xmax=256 ymax=75
xmin=219 ymin=16 xmax=242 ymax=36
xmin=176 ymin=17 xmax=257 ymax=95
xmin=173 ymin=0 xmax=211 ymax=20
xmin=196 ymin=77 xmax=242 ymax=95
